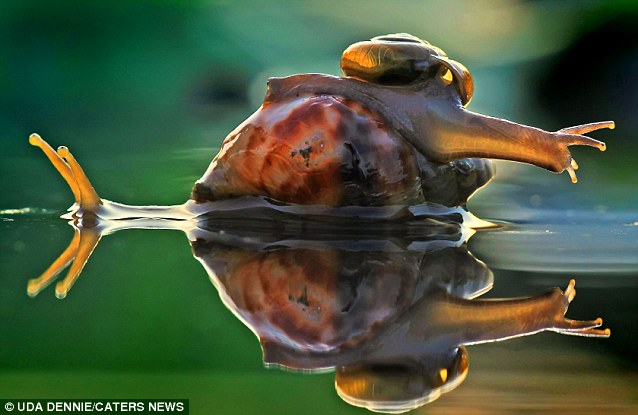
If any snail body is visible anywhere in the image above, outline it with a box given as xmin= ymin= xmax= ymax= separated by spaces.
xmin=191 ymin=33 xmax=492 ymax=208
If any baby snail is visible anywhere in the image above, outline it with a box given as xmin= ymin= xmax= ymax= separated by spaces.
xmin=31 ymin=33 xmax=613 ymax=218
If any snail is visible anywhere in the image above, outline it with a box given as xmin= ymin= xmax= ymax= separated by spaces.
xmin=30 ymin=33 xmax=613 ymax=220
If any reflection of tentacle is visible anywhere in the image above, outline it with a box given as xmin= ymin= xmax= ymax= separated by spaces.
xmin=27 ymin=220 xmax=103 ymax=299
xmin=27 ymin=228 xmax=81 ymax=297
xmin=552 ymin=317 xmax=609 ymax=337
xmin=553 ymin=280 xmax=610 ymax=337
xmin=557 ymin=326 xmax=611 ymax=337
xmin=29 ymin=134 xmax=81 ymax=204
xmin=55 ymin=227 xmax=102 ymax=299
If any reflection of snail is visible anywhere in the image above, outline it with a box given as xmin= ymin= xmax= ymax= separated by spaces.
xmin=190 ymin=224 xmax=609 ymax=413
xmin=29 ymin=34 xmax=612 ymax=220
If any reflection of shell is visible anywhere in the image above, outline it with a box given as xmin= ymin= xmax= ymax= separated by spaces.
xmin=209 ymin=247 xmax=421 ymax=351
xmin=194 ymin=227 xmax=493 ymax=355
xmin=192 ymin=94 xmax=494 ymax=208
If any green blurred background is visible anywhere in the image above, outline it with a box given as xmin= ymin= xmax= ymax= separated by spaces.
xmin=1 ymin=1 xmax=637 ymax=414
xmin=2 ymin=0 xmax=637 ymax=209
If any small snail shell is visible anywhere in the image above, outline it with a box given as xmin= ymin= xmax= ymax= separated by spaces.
xmin=341 ymin=33 xmax=474 ymax=106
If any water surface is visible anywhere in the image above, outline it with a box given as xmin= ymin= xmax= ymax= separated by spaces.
xmin=1 ymin=160 xmax=636 ymax=413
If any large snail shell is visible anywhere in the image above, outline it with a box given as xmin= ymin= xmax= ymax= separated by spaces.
xmin=205 ymin=246 xmax=422 ymax=352
xmin=192 ymin=92 xmax=493 ymax=208
xmin=193 ymin=94 xmax=425 ymax=207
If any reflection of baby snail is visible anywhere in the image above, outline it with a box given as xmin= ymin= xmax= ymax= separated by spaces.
xmin=335 ymin=348 xmax=468 ymax=413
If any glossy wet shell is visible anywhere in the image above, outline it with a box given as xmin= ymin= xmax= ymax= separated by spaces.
xmin=193 ymin=95 xmax=424 ymax=207
xmin=192 ymin=91 xmax=495 ymax=208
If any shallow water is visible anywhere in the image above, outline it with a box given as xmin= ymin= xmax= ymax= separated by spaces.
xmin=0 ymin=160 xmax=636 ymax=413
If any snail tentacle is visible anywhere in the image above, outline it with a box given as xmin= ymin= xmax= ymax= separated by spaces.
xmin=29 ymin=133 xmax=81 ymax=204
xmin=558 ymin=121 xmax=615 ymax=135
xmin=57 ymin=146 xmax=102 ymax=210
xmin=30 ymin=134 xmax=102 ymax=210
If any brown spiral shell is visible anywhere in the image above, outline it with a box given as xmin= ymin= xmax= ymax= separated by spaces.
xmin=193 ymin=94 xmax=426 ymax=207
